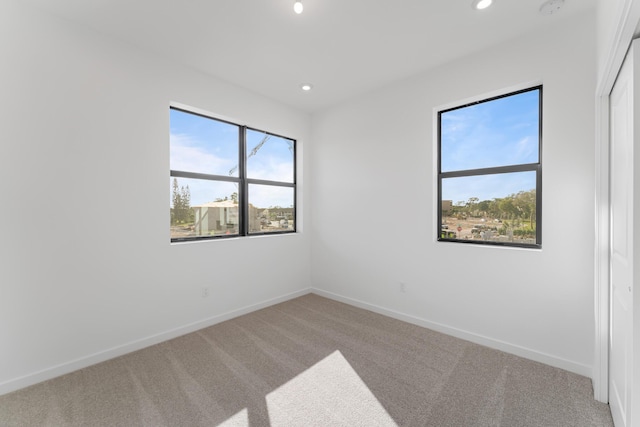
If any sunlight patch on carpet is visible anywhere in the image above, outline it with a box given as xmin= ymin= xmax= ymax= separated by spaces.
xmin=265 ymin=350 xmax=397 ymax=426
xmin=217 ymin=408 xmax=248 ymax=427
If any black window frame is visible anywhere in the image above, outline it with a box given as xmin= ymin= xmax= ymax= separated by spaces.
xmin=437 ymin=86 xmax=542 ymax=249
xmin=170 ymin=106 xmax=296 ymax=243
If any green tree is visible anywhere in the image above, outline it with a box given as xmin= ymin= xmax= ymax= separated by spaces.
xmin=171 ymin=178 xmax=182 ymax=225
xmin=477 ymin=200 xmax=490 ymax=215
xmin=515 ymin=189 xmax=536 ymax=228
xmin=171 ymin=178 xmax=192 ymax=224
xmin=467 ymin=197 xmax=479 ymax=217
xmin=498 ymin=198 xmax=518 ymax=219
xmin=181 ymin=185 xmax=190 ymax=210
xmin=181 ymin=184 xmax=192 ymax=223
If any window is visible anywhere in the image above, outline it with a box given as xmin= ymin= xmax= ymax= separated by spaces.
xmin=437 ymin=86 xmax=542 ymax=248
xmin=170 ymin=107 xmax=296 ymax=242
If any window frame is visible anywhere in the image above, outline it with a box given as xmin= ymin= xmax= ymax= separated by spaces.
xmin=437 ymin=86 xmax=542 ymax=249
xmin=170 ymin=107 xmax=296 ymax=243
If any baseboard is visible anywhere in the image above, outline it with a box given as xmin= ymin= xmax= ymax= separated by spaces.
xmin=2 ymin=286 xmax=593 ymax=396
xmin=0 ymin=288 xmax=312 ymax=396
xmin=311 ymin=288 xmax=593 ymax=379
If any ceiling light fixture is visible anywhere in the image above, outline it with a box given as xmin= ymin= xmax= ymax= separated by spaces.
xmin=294 ymin=0 xmax=303 ymax=14
xmin=539 ymin=0 xmax=564 ymax=15
xmin=300 ymin=83 xmax=313 ymax=91
xmin=472 ymin=0 xmax=493 ymax=10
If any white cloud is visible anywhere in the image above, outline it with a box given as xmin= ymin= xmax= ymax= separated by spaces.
xmin=249 ymin=184 xmax=294 ymax=209
xmin=514 ymin=136 xmax=537 ymax=162
xmin=170 ymin=132 xmax=236 ymax=175
xmin=248 ymin=156 xmax=294 ymax=182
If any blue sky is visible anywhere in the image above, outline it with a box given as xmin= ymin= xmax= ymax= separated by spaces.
xmin=170 ymin=109 xmax=294 ymax=208
xmin=440 ymin=89 xmax=539 ymax=202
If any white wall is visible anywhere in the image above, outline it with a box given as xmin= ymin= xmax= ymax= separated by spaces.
xmin=0 ymin=2 xmax=312 ymax=394
xmin=311 ymin=12 xmax=597 ymax=376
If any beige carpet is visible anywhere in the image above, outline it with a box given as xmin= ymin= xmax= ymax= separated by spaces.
xmin=0 ymin=294 xmax=613 ymax=426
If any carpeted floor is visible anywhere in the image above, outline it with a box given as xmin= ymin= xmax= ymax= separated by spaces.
xmin=0 ymin=293 xmax=613 ymax=426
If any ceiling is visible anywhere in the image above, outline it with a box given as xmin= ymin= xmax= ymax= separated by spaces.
xmin=24 ymin=0 xmax=595 ymax=112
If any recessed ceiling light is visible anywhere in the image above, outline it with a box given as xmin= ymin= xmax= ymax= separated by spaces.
xmin=300 ymin=83 xmax=313 ymax=91
xmin=539 ymin=0 xmax=564 ymax=15
xmin=472 ymin=0 xmax=493 ymax=10
xmin=294 ymin=0 xmax=303 ymax=14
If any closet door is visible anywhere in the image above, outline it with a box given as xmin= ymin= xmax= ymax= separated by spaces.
xmin=609 ymin=38 xmax=638 ymax=427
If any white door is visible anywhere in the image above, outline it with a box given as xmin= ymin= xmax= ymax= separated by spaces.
xmin=609 ymin=40 xmax=638 ymax=427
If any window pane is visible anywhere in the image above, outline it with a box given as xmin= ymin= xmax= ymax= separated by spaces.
xmin=170 ymin=109 xmax=240 ymax=177
xmin=246 ymin=129 xmax=294 ymax=183
xmin=441 ymin=89 xmax=540 ymax=172
xmin=248 ymin=184 xmax=294 ymax=234
xmin=441 ymin=171 xmax=537 ymax=244
xmin=170 ymin=177 xmax=240 ymax=239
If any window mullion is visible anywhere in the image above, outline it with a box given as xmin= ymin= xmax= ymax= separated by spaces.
xmin=440 ymin=163 xmax=539 ymax=179
xmin=246 ymin=178 xmax=295 ymax=188
xmin=536 ymin=165 xmax=542 ymax=245
xmin=239 ymin=126 xmax=248 ymax=236
xmin=170 ymin=170 xmax=240 ymax=183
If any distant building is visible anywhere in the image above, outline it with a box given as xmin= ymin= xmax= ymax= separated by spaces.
xmin=192 ymin=200 xmax=239 ymax=235
xmin=442 ymin=200 xmax=453 ymax=213
xmin=192 ymin=200 xmax=262 ymax=235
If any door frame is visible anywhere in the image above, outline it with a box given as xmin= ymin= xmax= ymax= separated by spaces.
xmin=595 ymin=0 xmax=640 ymax=402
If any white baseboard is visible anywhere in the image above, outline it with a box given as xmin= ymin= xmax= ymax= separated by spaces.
xmin=0 ymin=288 xmax=312 ymax=396
xmin=1 ymin=286 xmax=593 ymax=396
xmin=311 ymin=288 xmax=593 ymax=379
